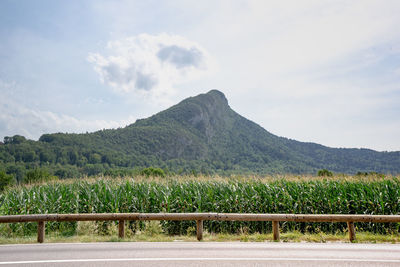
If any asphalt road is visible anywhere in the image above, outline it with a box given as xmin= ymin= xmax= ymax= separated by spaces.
xmin=1 ymin=242 xmax=400 ymax=266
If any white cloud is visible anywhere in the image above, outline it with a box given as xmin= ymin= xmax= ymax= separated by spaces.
xmin=88 ymin=33 xmax=215 ymax=100
xmin=0 ymin=80 xmax=135 ymax=141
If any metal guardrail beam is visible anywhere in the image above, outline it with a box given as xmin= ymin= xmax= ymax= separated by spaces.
xmin=1 ymin=213 xmax=399 ymax=243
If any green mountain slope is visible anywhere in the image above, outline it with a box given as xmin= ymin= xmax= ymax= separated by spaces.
xmin=1 ymin=90 xmax=399 ymax=179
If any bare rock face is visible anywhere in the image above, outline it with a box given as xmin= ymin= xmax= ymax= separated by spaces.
xmin=138 ymin=89 xmax=236 ymax=159
xmin=184 ymin=90 xmax=232 ymax=142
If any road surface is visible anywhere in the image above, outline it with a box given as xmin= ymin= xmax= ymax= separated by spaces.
xmin=1 ymin=242 xmax=400 ymax=266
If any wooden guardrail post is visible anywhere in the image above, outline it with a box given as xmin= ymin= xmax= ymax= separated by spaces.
xmin=196 ymin=220 xmax=203 ymax=241
xmin=272 ymin=221 xmax=280 ymax=241
xmin=37 ymin=221 xmax=45 ymax=243
xmin=118 ymin=220 xmax=125 ymax=239
xmin=347 ymin=221 xmax=356 ymax=242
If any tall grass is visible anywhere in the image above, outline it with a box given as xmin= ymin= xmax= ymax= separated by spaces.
xmin=0 ymin=176 xmax=399 ymax=236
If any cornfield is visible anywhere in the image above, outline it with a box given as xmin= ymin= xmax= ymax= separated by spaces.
xmin=1 ymin=177 xmax=399 ymax=236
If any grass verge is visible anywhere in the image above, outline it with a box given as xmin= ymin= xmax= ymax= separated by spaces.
xmin=1 ymin=221 xmax=399 ymax=244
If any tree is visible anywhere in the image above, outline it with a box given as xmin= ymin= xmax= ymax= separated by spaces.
xmin=89 ymin=153 xmax=102 ymax=164
xmin=4 ymin=135 xmax=26 ymax=144
xmin=0 ymin=171 xmax=16 ymax=191
xmin=6 ymin=164 xmax=26 ymax=183
xmin=22 ymin=150 xmax=36 ymax=162
xmin=40 ymin=151 xmax=55 ymax=163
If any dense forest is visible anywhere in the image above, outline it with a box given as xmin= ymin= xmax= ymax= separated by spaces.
xmin=1 ymin=90 xmax=399 ymax=184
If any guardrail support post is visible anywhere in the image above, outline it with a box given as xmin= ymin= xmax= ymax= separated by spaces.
xmin=37 ymin=221 xmax=45 ymax=243
xmin=347 ymin=221 xmax=356 ymax=242
xmin=196 ymin=220 xmax=203 ymax=241
xmin=272 ymin=221 xmax=280 ymax=241
xmin=118 ymin=220 xmax=125 ymax=239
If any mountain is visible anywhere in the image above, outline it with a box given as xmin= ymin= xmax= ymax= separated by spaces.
xmin=1 ymin=90 xmax=399 ymax=180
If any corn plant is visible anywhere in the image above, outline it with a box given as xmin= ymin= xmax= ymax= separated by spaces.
xmin=0 ymin=177 xmax=399 ymax=236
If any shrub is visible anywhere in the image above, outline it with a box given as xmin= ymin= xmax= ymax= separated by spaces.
xmin=317 ymin=169 xmax=333 ymax=177
xmin=140 ymin=167 xmax=166 ymax=177
xmin=23 ymin=169 xmax=57 ymax=184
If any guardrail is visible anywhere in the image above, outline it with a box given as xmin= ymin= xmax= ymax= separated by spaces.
xmin=1 ymin=213 xmax=400 ymax=243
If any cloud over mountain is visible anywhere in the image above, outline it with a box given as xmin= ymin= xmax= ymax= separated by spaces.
xmin=88 ymin=34 xmax=214 ymax=97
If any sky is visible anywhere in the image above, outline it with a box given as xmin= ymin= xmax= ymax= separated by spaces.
xmin=1 ymin=0 xmax=400 ymax=151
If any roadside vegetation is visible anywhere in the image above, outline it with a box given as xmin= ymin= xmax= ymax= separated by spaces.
xmin=1 ymin=220 xmax=399 ymax=244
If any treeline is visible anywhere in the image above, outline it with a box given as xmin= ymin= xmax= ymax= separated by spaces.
xmin=1 ymin=131 xmax=399 ymax=186
xmin=0 ymin=134 xmax=181 ymax=188
xmin=0 ymin=164 xmax=167 ymax=192
xmin=0 ymin=133 xmax=277 ymax=184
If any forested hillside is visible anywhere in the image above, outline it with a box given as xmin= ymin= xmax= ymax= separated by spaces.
xmin=1 ymin=90 xmax=399 ymax=182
